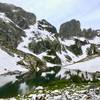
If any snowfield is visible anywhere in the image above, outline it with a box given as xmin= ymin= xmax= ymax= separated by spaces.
xmin=57 ymin=56 xmax=100 ymax=78
xmin=89 ymin=36 xmax=100 ymax=45
xmin=17 ymin=24 xmax=55 ymax=59
xmin=0 ymin=49 xmax=28 ymax=74
xmin=17 ymin=25 xmax=34 ymax=54
xmin=66 ymin=56 xmax=100 ymax=72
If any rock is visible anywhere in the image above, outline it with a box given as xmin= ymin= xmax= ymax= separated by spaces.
xmin=59 ymin=19 xmax=81 ymax=39
xmin=0 ymin=17 xmax=25 ymax=48
xmin=95 ymin=89 xmax=100 ymax=95
xmin=0 ymin=3 xmax=36 ymax=29
xmin=59 ymin=19 xmax=97 ymax=39
xmin=82 ymin=28 xmax=97 ymax=39
xmin=38 ymin=19 xmax=57 ymax=33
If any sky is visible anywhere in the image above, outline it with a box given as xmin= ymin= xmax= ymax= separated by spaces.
xmin=0 ymin=0 xmax=100 ymax=30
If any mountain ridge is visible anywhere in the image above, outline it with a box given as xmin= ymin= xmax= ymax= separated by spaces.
xmin=0 ymin=2 xmax=100 ymax=76
xmin=0 ymin=3 xmax=100 ymax=99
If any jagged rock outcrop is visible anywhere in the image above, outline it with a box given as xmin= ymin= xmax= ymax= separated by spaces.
xmin=0 ymin=16 xmax=25 ymax=48
xmin=59 ymin=19 xmax=97 ymax=39
xmin=38 ymin=19 xmax=57 ymax=33
xmin=59 ymin=19 xmax=81 ymax=39
xmin=82 ymin=28 xmax=97 ymax=39
xmin=29 ymin=37 xmax=61 ymax=64
xmin=0 ymin=3 xmax=36 ymax=29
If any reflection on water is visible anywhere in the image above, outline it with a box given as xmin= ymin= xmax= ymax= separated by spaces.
xmin=0 ymin=81 xmax=19 ymax=98
xmin=19 ymin=82 xmax=29 ymax=95
xmin=0 ymin=75 xmax=17 ymax=87
xmin=0 ymin=70 xmax=55 ymax=98
xmin=0 ymin=74 xmax=30 ymax=98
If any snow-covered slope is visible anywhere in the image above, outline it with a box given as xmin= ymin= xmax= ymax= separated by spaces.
xmin=0 ymin=49 xmax=27 ymax=74
xmin=57 ymin=56 xmax=100 ymax=78
xmin=89 ymin=36 xmax=100 ymax=45
xmin=17 ymin=25 xmax=34 ymax=54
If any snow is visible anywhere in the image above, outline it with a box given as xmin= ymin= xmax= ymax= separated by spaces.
xmin=59 ymin=37 xmax=90 ymax=63
xmin=59 ymin=38 xmax=75 ymax=46
xmin=17 ymin=25 xmax=34 ymax=54
xmin=0 ymin=12 xmax=10 ymax=23
xmin=0 ymin=75 xmax=17 ymax=87
xmin=0 ymin=49 xmax=28 ymax=74
xmin=56 ymin=51 xmax=72 ymax=65
xmin=56 ymin=44 xmax=90 ymax=66
xmin=27 ymin=22 xmax=55 ymax=43
xmin=35 ymin=86 xmax=43 ymax=90
xmin=65 ymin=50 xmax=77 ymax=62
xmin=57 ymin=37 xmax=90 ymax=65
xmin=37 ymin=52 xmax=47 ymax=59
xmin=57 ymin=56 xmax=100 ymax=78
xmin=73 ymin=36 xmax=86 ymax=42
xmin=46 ymin=62 xmax=59 ymax=67
xmin=33 ymin=22 xmax=55 ymax=41
xmin=75 ymin=44 xmax=90 ymax=61
xmin=12 ymin=9 xmax=19 ymax=12
xmin=17 ymin=23 xmax=54 ymax=60
xmin=19 ymin=82 xmax=29 ymax=95
xmin=41 ymin=72 xmax=46 ymax=77
xmin=41 ymin=70 xmax=55 ymax=77
xmin=89 ymin=36 xmax=100 ymax=45
xmin=66 ymin=56 xmax=100 ymax=72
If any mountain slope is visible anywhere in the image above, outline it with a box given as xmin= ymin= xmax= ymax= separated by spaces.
xmin=0 ymin=2 xmax=100 ymax=99
xmin=0 ymin=2 xmax=100 ymax=90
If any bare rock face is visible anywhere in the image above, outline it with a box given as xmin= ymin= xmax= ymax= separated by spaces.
xmin=0 ymin=16 xmax=25 ymax=48
xmin=0 ymin=3 xmax=36 ymax=29
xmin=59 ymin=19 xmax=81 ymax=39
xmin=38 ymin=19 xmax=57 ymax=33
xmin=59 ymin=19 xmax=97 ymax=39
xmin=0 ymin=3 xmax=37 ymax=48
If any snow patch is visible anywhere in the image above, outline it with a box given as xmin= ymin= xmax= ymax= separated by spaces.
xmin=0 ymin=12 xmax=10 ymax=23
xmin=0 ymin=49 xmax=28 ymax=74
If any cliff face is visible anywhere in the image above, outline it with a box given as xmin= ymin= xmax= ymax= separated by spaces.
xmin=0 ymin=3 xmax=36 ymax=29
xmin=59 ymin=19 xmax=81 ymax=39
xmin=59 ymin=19 xmax=97 ymax=39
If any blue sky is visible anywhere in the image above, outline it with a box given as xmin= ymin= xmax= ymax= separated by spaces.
xmin=0 ymin=0 xmax=100 ymax=30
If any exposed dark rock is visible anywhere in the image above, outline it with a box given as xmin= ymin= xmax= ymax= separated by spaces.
xmin=43 ymin=50 xmax=61 ymax=64
xmin=74 ymin=38 xmax=88 ymax=46
xmin=87 ymin=44 xmax=97 ymax=56
xmin=68 ymin=44 xmax=82 ymax=56
xmin=0 ymin=3 xmax=36 ymax=29
xmin=82 ymin=28 xmax=97 ymax=39
xmin=38 ymin=19 xmax=57 ymax=33
xmin=68 ymin=39 xmax=85 ymax=56
xmin=29 ymin=37 xmax=61 ymax=54
xmin=0 ymin=18 xmax=25 ymax=48
xmin=59 ymin=19 xmax=98 ymax=39
xmin=59 ymin=19 xmax=81 ymax=39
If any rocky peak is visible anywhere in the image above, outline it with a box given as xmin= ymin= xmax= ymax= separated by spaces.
xmin=59 ymin=19 xmax=81 ymax=39
xmin=0 ymin=3 xmax=36 ymax=29
xmin=59 ymin=19 xmax=98 ymax=39
xmin=0 ymin=13 xmax=25 ymax=48
xmin=38 ymin=19 xmax=57 ymax=33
